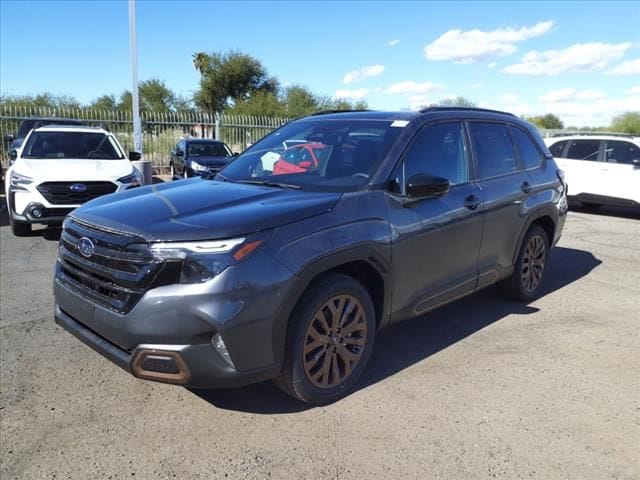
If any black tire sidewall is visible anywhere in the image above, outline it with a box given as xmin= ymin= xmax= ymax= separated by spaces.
xmin=512 ymin=225 xmax=549 ymax=301
xmin=286 ymin=275 xmax=376 ymax=404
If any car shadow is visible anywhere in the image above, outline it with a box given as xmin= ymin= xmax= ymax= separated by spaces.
xmin=189 ymin=246 xmax=602 ymax=414
xmin=569 ymin=201 xmax=640 ymax=220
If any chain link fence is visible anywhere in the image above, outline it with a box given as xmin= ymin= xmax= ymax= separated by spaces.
xmin=0 ymin=106 xmax=292 ymax=171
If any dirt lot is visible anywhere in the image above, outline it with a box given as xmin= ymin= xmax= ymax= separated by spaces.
xmin=1 ymin=197 xmax=638 ymax=480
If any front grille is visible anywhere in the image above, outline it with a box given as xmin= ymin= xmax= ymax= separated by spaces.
xmin=37 ymin=181 xmax=117 ymax=205
xmin=57 ymin=218 xmax=159 ymax=314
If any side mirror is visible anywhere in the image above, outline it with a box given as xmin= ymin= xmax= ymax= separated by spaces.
xmin=4 ymin=134 xmax=15 ymax=143
xmin=233 ymin=152 xmax=239 ymax=157
xmin=175 ymin=150 xmax=184 ymax=157
xmin=8 ymin=149 xmax=18 ymax=163
xmin=406 ymin=174 xmax=450 ymax=201
xmin=128 ymin=151 xmax=141 ymax=161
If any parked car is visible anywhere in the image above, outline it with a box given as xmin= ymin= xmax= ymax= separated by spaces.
xmin=273 ymin=142 xmax=325 ymax=175
xmin=53 ymin=108 xmax=567 ymax=404
xmin=170 ymin=139 xmax=234 ymax=179
xmin=545 ymin=134 xmax=640 ymax=209
xmin=4 ymin=117 xmax=83 ymax=154
xmin=5 ymin=125 xmax=142 ymax=236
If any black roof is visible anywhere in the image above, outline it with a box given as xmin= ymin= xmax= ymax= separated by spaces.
xmin=301 ymin=107 xmax=517 ymax=122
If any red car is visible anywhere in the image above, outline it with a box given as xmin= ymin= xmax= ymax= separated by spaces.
xmin=273 ymin=143 xmax=325 ymax=175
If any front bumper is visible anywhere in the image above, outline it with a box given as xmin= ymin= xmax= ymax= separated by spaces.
xmin=53 ymin=250 xmax=294 ymax=388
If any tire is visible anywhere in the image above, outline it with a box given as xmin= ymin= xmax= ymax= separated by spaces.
xmin=501 ymin=225 xmax=549 ymax=301
xmin=10 ymin=216 xmax=32 ymax=236
xmin=274 ymin=273 xmax=376 ymax=405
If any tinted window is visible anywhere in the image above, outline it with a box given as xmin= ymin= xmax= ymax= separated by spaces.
xmin=604 ymin=140 xmax=640 ymax=164
xmin=469 ymin=123 xmax=518 ymax=178
xmin=187 ymin=142 xmax=231 ymax=157
xmin=511 ymin=127 xmax=542 ymax=169
xmin=548 ymin=140 xmax=567 ymax=157
xmin=22 ymin=132 xmax=123 ymax=160
xmin=403 ymin=122 xmax=468 ymax=184
xmin=566 ymin=140 xmax=600 ymax=161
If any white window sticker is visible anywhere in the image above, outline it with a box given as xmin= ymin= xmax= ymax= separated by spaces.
xmin=391 ymin=120 xmax=409 ymax=128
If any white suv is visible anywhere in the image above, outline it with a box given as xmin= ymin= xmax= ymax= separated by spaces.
xmin=545 ymin=134 xmax=640 ymax=209
xmin=5 ymin=125 xmax=142 ymax=236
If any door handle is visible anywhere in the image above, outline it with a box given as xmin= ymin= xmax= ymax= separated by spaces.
xmin=464 ymin=195 xmax=481 ymax=210
xmin=521 ymin=181 xmax=532 ymax=193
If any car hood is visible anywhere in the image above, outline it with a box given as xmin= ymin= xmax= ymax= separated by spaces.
xmin=188 ymin=156 xmax=231 ymax=166
xmin=72 ymin=178 xmax=341 ymax=241
xmin=15 ymin=158 xmax=134 ymax=182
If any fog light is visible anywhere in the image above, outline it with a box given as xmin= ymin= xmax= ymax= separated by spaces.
xmin=31 ymin=206 xmax=43 ymax=218
xmin=212 ymin=333 xmax=235 ymax=368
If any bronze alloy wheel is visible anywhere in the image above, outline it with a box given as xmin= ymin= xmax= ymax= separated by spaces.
xmin=521 ymin=233 xmax=546 ymax=292
xmin=302 ymin=294 xmax=368 ymax=388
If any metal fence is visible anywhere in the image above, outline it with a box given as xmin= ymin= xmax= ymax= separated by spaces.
xmin=0 ymin=106 xmax=292 ymax=170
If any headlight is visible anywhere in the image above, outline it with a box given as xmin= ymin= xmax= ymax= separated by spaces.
xmin=149 ymin=234 xmax=267 ymax=284
xmin=10 ymin=171 xmax=33 ymax=188
xmin=117 ymin=169 xmax=143 ymax=187
xmin=190 ymin=160 xmax=208 ymax=172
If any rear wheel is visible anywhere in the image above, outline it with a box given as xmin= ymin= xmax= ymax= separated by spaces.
xmin=274 ymin=273 xmax=376 ymax=405
xmin=501 ymin=225 xmax=549 ymax=301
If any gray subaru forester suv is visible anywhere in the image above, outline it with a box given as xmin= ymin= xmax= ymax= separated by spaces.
xmin=54 ymin=108 xmax=568 ymax=404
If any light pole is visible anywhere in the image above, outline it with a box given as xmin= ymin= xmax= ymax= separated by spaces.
xmin=128 ymin=0 xmax=142 ymax=155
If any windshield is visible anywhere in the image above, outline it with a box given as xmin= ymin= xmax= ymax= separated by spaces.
xmin=219 ymin=118 xmax=404 ymax=192
xmin=22 ymin=132 xmax=124 ymax=160
xmin=188 ymin=142 xmax=231 ymax=157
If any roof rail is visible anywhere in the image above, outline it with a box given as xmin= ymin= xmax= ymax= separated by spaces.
xmin=310 ymin=109 xmax=372 ymax=116
xmin=545 ymin=131 xmax=636 ymax=139
xmin=419 ymin=106 xmax=516 ymax=117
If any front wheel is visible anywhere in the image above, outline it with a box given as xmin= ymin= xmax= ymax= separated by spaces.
xmin=501 ymin=225 xmax=549 ymax=301
xmin=274 ymin=273 xmax=376 ymax=405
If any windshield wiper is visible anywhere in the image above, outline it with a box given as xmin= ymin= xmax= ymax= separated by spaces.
xmin=235 ymin=179 xmax=301 ymax=190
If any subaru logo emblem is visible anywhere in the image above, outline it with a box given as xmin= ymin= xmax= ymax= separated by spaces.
xmin=78 ymin=237 xmax=95 ymax=258
xmin=69 ymin=183 xmax=88 ymax=193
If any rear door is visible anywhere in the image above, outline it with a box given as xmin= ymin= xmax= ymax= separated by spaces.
xmin=387 ymin=121 xmax=484 ymax=318
xmin=468 ymin=121 xmax=530 ymax=284
xmin=602 ymin=140 xmax=640 ymax=204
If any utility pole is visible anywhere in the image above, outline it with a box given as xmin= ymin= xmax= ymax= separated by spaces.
xmin=128 ymin=0 xmax=142 ymax=155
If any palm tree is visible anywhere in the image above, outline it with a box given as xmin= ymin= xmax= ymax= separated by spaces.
xmin=192 ymin=52 xmax=209 ymax=77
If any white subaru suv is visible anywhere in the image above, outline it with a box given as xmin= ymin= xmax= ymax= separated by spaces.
xmin=545 ymin=134 xmax=640 ymax=209
xmin=5 ymin=125 xmax=142 ymax=236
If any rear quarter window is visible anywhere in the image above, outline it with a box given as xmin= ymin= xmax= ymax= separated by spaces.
xmin=511 ymin=127 xmax=543 ymax=169
xmin=548 ymin=140 xmax=567 ymax=157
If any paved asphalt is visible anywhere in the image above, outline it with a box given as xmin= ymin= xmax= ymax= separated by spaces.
xmin=1 ymin=195 xmax=638 ymax=480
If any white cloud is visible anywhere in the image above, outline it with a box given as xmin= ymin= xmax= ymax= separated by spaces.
xmin=607 ymin=58 xmax=640 ymax=76
xmin=334 ymin=88 xmax=370 ymax=100
xmin=625 ymin=86 xmax=640 ymax=95
xmin=488 ymin=61 xmax=497 ymax=69
xmin=424 ymin=21 xmax=553 ymax=63
xmin=408 ymin=94 xmax=431 ymax=110
xmin=385 ymin=81 xmax=443 ymax=95
xmin=541 ymin=97 xmax=640 ymax=127
xmin=492 ymin=93 xmax=531 ymax=115
xmin=503 ymin=42 xmax=632 ymax=76
xmin=468 ymin=82 xmax=482 ymax=89
xmin=388 ymin=39 xmax=400 ymax=47
xmin=540 ymin=88 xmax=606 ymax=103
xmin=342 ymin=65 xmax=385 ymax=84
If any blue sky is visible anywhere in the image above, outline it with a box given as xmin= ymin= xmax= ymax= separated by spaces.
xmin=1 ymin=0 xmax=639 ymax=126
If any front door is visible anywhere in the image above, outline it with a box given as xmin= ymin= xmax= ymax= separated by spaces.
xmin=387 ymin=121 xmax=484 ymax=320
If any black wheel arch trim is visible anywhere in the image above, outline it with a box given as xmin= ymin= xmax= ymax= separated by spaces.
xmin=512 ymin=205 xmax=558 ymax=265
xmin=270 ymin=244 xmax=392 ymax=367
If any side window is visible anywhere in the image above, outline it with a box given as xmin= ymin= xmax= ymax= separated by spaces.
xmin=175 ymin=141 xmax=184 ymax=154
xmin=403 ymin=122 xmax=469 ymax=185
xmin=548 ymin=140 xmax=567 ymax=157
xmin=469 ymin=122 xmax=518 ymax=178
xmin=566 ymin=140 xmax=600 ymax=161
xmin=604 ymin=140 xmax=640 ymax=164
xmin=511 ymin=127 xmax=543 ymax=169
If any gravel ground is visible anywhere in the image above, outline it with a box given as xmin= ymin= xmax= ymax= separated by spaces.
xmin=1 ymin=197 xmax=638 ymax=480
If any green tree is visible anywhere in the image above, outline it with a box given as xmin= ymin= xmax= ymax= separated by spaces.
xmin=525 ymin=113 xmax=564 ymax=130
xmin=434 ymin=95 xmax=477 ymax=107
xmin=0 ymin=93 xmax=81 ymax=110
xmin=114 ymin=78 xmax=182 ymax=113
xmin=610 ymin=111 xmax=640 ymax=135
xmin=194 ymin=50 xmax=279 ymax=113
xmin=227 ymin=90 xmax=286 ymax=117
xmin=90 ymin=94 xmax=118 ymax=111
